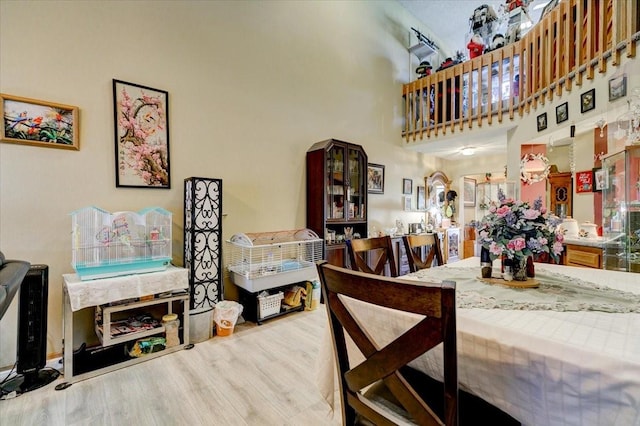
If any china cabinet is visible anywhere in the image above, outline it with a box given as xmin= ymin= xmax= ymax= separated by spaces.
xmin=307 ymin=139 xmax=368 ymax=267
xmin=547 ymin=172 xmax=573 ymax=218
xmin=601 ymin=146 xmax=640 ymax=273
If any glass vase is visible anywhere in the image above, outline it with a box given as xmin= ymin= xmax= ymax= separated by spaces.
xmin=512 ymin=256 xmax=529 ymax=281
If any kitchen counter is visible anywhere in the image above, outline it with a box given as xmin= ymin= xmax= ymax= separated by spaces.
xmin=563 ymin=236 xmax=607 ymax=248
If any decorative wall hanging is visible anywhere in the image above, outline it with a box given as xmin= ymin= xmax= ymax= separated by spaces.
xmin=609 ymin=74 xmax=627 ymax=102
xmin=404 ymin=195 xmax=412 ymax=211
xmin=417 ymin=185 xmax=426 ymax=210
xmin=463 ymin=177 xmax=476 ymax=207
xmin=113 ymin=79 xmax=170 ymax=188
xmin=0 ymin=93 xmax=79 ymax=150
xmin=556 ymin=102 xmax=568 ymax=124
xmin=592 ymin=168 xmax=606 ymax=192
xmin=520 ymin=152 xmax=550 ymax=184
xmin=575 ymin=170 xmax=593 ymax=193
xmin=403 ymin=178 xmax=413 ymax=194
xmin=367 ymin=163 xmax=385 ymax=194
xmin=581 ymin=88 xmax=596 ymax=113
xmin=537 ymin=112 xmax=547 ymax=131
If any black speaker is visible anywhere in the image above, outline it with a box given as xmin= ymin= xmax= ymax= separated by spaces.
xmin=0 ymin=264 xmax=60 ymax=397
xmin=17 ymin=265 xmax=49 ymax=374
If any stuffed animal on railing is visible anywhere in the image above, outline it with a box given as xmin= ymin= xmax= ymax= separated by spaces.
xmin=415 ymin=61 xmax=432 ymax=78
xmin=467 ymin=33 xmax=485 ymax=59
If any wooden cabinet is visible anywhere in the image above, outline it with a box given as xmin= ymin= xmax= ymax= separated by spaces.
xmin=307 ymin=139 xmax=368 ymax=266
xmin=563 ymin=244 xmax=603 ymax=269
xmin=548 ymin=172 xmax=573 ymax=218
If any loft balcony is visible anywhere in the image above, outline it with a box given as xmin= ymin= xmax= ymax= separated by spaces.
xmin=402 ymin=0 xmax=639 ymax=150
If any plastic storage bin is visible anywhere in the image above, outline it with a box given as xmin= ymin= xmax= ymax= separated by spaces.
xmin=258 ymin=292 xmax=284 ymax=319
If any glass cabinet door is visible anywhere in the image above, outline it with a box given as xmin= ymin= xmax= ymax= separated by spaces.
xmin=326 ymin=145 xmax=345 ymax=220
xmin=602 ymin=146 xmax=640 ymax=273
xmin=347 ymin=146 xmax=366 ymax=220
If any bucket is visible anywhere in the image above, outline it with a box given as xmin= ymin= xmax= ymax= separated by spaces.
xmin=189 ymin=307 xmax=213 ymax=343
xmin=213 ymin=301 xmax=243 ymax=337
xmin=216 ymin=319 xmax=234 ymax=336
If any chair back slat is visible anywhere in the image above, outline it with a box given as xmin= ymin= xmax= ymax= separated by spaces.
xmin=403 ymin=234 xmax=444 ymax=272
xmin=346 ymin=235 xmax=398 ymax=277
xmin=317 ymin=261 xmax=458 ymax=426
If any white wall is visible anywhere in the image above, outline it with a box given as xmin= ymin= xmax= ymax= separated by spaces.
xmin=0 ymin=1 xmax=440 ymax=367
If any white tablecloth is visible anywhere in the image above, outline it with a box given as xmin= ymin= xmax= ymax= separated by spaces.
xmin=63 ymin=265 xmax=189 ymax=311
xmin=316 ymin=258 xmax=640 ymax=426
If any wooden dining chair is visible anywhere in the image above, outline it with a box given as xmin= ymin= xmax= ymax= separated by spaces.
xmin=316 ymin=261 xmax=458 ymax=426
xmin=402 ymin=233 xmax=444 ymax=273
xmin=346 ymin=235 xmax=398 ymax=277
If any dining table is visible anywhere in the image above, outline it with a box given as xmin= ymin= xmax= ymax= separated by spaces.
xmin=315 ymin=257 xmax=640 ymax=426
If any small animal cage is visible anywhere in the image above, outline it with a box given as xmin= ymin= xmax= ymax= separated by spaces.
xmin=226 ymin=229 xmax=323 ymax=293
xmin=71 ymin=206 xmax=172 ymax=280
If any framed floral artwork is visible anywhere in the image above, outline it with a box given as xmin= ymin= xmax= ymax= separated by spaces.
xmin=113 ymin=79 xmax=170 ymax=188
xmin=580 ymin=88 xmax=595 ymax=113
xmin=0 ymin=93 xmax=79 ymax=150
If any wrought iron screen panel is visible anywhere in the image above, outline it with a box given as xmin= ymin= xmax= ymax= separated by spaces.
xmin=184 ymin=177 xmax=223 ymax=310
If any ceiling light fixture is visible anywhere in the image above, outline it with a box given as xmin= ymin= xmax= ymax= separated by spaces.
xmin=461 ymin=147 xmax=475 ymax=156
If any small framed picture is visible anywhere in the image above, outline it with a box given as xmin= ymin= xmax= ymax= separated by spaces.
xmin=417 ymin=185 xmax=426 ymax=210
xmin=575 ymin=170 xmax=593 ymax=193
xmin=403 ymin=178 xmax=413 ymax=195
xmin=367 ymin=163 xmax=385 ymax=194
xmin=581 ymin=88 xmax=596 ymax=113
xmin=537 ymin=112 xmax=547 ymax=132
xmin=556 ymin=102 xmax=568 ymax=124
xmin=593 ymin=167 xmax=607 ymax=192
xmin=609 ymin=74 xmax=627 ymax=102
xmin=463 ymin=177 xmax=476 ymax=207
xmin=403 ymin=195 xmax=412 ymax=211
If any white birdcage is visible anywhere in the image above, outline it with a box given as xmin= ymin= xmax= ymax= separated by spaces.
xmin=226 ymin=229 xmax=323 ymax=293
xmin=70 ymin=206 xmax=172 ymax=280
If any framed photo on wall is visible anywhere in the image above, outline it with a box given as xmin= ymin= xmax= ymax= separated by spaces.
xmin=403 ymin=195 xmax=412 ymax=211
xmin=556 ymin=102 xmax=568 ymax=124
xmin=403 ymin=178 xmax=413 ymax=195
xmin=581 ymin=88 xmax=595 ymax=113
xmin=367 ymin=163 xmax=385 ymax=194
xmin=0 ymin=93 xmax=79 ymax=150
xmin=113 ymin=79 xmax=170 ymax=188
xmin=537 ymin=112 xmax=547 ymax=131
xmin=593 ymin=168 xmax=606 ymax=192
xmin=463 ymin=177 xmax=476 ymax=207
xmin=609 ymin=74 xmax=627 ymax=102
xmin=417 ymin=185 xmax=426 ymax=210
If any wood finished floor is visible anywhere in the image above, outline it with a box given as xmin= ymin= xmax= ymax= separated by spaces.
xmin=0 ymin=308 xmax=341 ymax=426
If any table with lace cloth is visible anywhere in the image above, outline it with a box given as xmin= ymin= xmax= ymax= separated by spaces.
xmin=315 ymin=257 xmax=640 ymax=426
